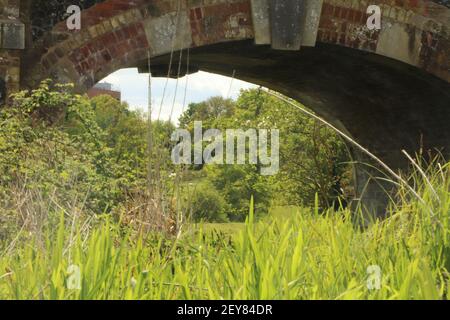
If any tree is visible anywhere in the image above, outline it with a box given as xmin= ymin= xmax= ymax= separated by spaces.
xmin=178 ymin=89 xmax=352 ymax=214
xmin=179 ymin=96 xmax=235 ymax=129
xmin=235 ymin=89 xmax=351 ymax=208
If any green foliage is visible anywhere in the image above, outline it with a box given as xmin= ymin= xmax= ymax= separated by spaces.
xmin=179 ymin=96 xmax=235 ymax=129
xmin=0 ymin=82 xmax=151 ymax=220
xmin=205 ymin=165 xmax=271 ymax=220
xmin=187 ymin=182 xmax=229 ymax=222
xmin=0 ymin=81 xmax=118 ymax=217
xmin=1 ymin=82 xmax=351 ymax=228
xmin=0 ymin=80 xmax=183 ymax=240
xmin=79 ymin=95 xmax=149 ymax=192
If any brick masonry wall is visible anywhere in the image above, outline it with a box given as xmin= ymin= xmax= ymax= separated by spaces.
xmin=25 ymin=0 xmax=254 ymax=90
xmin=318 ymin=0 xmax=450 ymax=82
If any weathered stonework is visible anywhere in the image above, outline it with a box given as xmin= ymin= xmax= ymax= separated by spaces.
xmin=3 ymin=0 xmax=450 ymax=216
xmin=317 ymin=0 xmax=450 ymax=83
xmin=0 ymin=0 xmax=24 ymax=104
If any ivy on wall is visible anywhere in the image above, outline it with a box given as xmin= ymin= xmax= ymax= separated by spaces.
xmin=30 ymin=0 xmax=103 ymax=40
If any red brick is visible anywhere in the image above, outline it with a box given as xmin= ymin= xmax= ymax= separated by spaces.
xmin=195 ymin=8 xmax=203 ymax=20
xmin=101 ymin=50 xmax=112 ymax=63
xmin=80 ymin=61 xmax=90 ymax=73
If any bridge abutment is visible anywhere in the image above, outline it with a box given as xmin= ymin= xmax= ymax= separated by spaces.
xmin=0 ymin=0 xmax=24 ymax=104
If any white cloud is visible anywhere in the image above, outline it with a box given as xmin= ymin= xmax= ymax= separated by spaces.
xmin=187 ymin=71 xmax=256 ymax=97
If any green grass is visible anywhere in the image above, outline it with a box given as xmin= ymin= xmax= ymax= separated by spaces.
xmin=199 ymin=222 xmax=245 ymax=236
xmin=194 ymin=207 xmax=304 ymax=236
xmin=0 ymin=162 xmax=449 ymax=300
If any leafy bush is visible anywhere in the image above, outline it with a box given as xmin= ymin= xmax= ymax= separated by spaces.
xmin=205 ymin=165 xmax=271 ymax=221
xmin=0 ymin=81 xmax=118 ymax=214
xmin=188 ymin=182 xmax=229 ymax=222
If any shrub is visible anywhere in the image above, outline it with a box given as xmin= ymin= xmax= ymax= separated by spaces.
xmin=0 ymin=81 xmax=120 ymax=221
xmin=205 ymin=165 xmax=272 ymax=221
xmin=188 ymin=182 xmax=229 ymax=222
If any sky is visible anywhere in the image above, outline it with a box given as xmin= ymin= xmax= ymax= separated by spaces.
xmin=101 ymin=69 xmax=257 ymax=123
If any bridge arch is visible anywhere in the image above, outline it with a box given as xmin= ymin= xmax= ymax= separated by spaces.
xmin=18 ymin=0 xmax=450 ymax=215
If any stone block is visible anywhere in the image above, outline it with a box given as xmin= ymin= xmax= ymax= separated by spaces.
xmin=144 ymin=11 xmax=192 ymax=55
xmin=300 ymin=0 xmax=323 ymax=47
xmin=1 ymin=20 xmax=25 ymax=49
xmin=270 ymin=0 xmax=304 ymax=50
xmin=252 ymin=0 xmax=323 ymax=48
xmin=251 ymin=0 xmax=271 ymax=44
xmin=376 ymin=21 xmax=422 ymax=66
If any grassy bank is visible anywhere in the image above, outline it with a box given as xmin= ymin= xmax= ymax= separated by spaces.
xmin=0 ymin=162 xmax=448 ymax=300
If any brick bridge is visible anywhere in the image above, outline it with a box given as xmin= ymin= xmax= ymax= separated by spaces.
xmin=1 ymin=0 xmax=450 ymax=215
